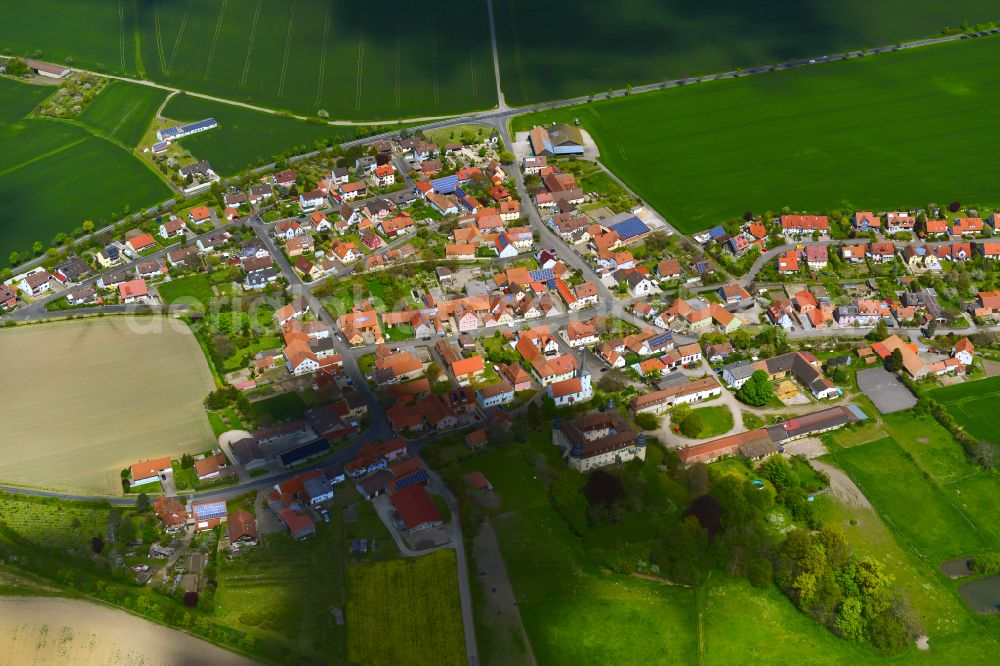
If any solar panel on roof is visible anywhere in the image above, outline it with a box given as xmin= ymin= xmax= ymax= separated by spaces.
xmin=395 ymin=469 xmax=429 ymax=490
xmin=529 ymin=269 xmax=556 ymax=288
xmin=193 ymin=501 xmax=226 ymax=519
xmin=431 ymin=175 xmax=458 ymax=194
xmin=610 ymin=217 xmax=651 ymax=240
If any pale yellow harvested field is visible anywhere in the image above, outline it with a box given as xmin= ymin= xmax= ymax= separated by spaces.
xmin=0 ymin=318 xmax=215 ymax=493
xmin=0 ymin=596 xmax=257 ymax=665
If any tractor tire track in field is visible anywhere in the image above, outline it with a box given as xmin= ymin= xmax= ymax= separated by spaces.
xmin=354 ymin=17 xmax=366 ymax=112
xmin=469 ymin=48 xmax=478 ymax=97
xmin=277 ymin=0 xmax=296 ymax=98
xmin=152 ymin=2 xmax=168 ymax=74
xmin=203 ymin=0 xmax=229 ymax=79
xmin=394 ymin=33 xmax=401 ymax=110
xmin=110 ymin=99 xmax=142 ymax=137
xmin=165 ymin=0 xmax=193 ymax=75
xmin=432 ymin=34 xmax=440 ymax=106
xmin=588 ymin=106 xmax=628 ymax=161
xmin=240 ymin=0 xmax=263 ymax=88
xmin=315 ymin=5 xmax=332 ymax=106
xmin=118 ymin=0 xmax=126 ymax=71
xmin=0 ymin=137 xmax=89 ymax=179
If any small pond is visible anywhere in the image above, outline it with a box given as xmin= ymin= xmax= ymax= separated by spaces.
xmin=959 ymin=575 xmax=1000 ymax=615
xmin=940 ymin=557 xmax=974 ymax=579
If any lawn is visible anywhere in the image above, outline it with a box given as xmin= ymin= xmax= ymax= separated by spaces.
xmin=929 ymin=375 xmax=1000 ymax=445
xmin=0 ymin=77 xmax=172 ymax=261
xmin=156 ymin=274 xmax=214 ymax=306
xmin=161 ymin=93 xmax=356 ymax=175
xmin=495 ymin=0 xmax=1000 ymax=105
xmin=511 ymin=36 xmax=1000 ymax=233
xmin=679 ymin=405 xmax=733 ymax=438
xmin=250 ymin=391 xmax=308 ymax=426
xmin=0 ymin=319 xmax=215 ymax=494
xmin=830 ymin=437 xmax=991 ymax=562
xmin=346 ymin=550 xmax=465 ymax=666
xmin=77 ymin=80 xmax=169 ymax=147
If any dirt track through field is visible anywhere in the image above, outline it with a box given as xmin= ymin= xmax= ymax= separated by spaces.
xmin=0 ymin=596 xmax=256 ymax=665
xmin=0 ymin=318 xmax=215 ymax=493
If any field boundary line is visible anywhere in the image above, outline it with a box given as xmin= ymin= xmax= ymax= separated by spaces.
xmin=203 ymin=0 xmax=229 ymax=79
xmin=277 ymin=0 xmax=296 ymax=98
xmin=240 ymin=0 xmax=263 ymax=87
xmin=315 ymin=4 xmax=332 ymax=107
xmin=152 ymin=2 xmax=167 ymax=74
xmin=165 ymin=0 xmax=193 ymax=75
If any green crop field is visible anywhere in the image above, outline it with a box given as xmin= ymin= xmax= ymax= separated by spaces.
xmin=512 ymin=36 xmax=1000 ymax=233
xmin=929 ymin=376 xmax=1000 ymax=444
xmin=78 ymin=81 xmax=169 ymax=147
xmin=0 ymin=77 xmax=171 ymax=261
xmin=495 ymin=0 xmax=1000 ymax=105
xmin=0 ymin=0 xmax=496 ymax=121
xmin=160 ymin=93 xmax=357 ymax=175
xmin=346 ymin=550 xmax=465 ymax=666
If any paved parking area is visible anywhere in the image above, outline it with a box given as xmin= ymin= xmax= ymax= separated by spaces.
xmin=856 ymin=367 xmax=916 ymax=414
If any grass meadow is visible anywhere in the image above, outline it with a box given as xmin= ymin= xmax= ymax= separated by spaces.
xmin=511 ymin=36 xmax=1000 ymax=233
xmin=0 ymin=77 xmax=171 ymax=261
xmin=0 ymin=319 xmax=215 ymax=494
xmin=78 ymin=80 xmax=169 ymax=147
xmin=346 ymin=550 xmax=465 ymax=666
xmin=156 ymin=274 xmax=214 ymax=306
xmin=161 ymin=93 xmax=356 ymax=175
xmin=929 ymin=375 xmax=1000 ymax=444
xmin=453 ymin=431 xmax=980 ymax=664
xmin=832 ymin=436 xmax=990 ymax=562
xmin=495 ymin=0 xmax=1000 ymax=105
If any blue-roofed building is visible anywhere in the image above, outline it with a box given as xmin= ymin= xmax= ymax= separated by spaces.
xmin=156 ymin=118 xmax=217 ymax=142
xmin=693 ymin=260 xmax=710 ymax=274
xmin=707 ymin=225 xmax=727 ymax=240
xmin=151 ymin=141 xmax=169 ymax=154
xmin=609 ymin=216 xmax=651 ymax=243
xmin=431 ymin=174 xmax=458 ymax=194
xmin=529 ymin=268 xmax=556 ymax=288
xmin=280 ymin=439 xmax=331 ymax=468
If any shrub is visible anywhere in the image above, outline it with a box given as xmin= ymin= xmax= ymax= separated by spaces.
xmin=183 ymin=591 xmax=199 ymax=607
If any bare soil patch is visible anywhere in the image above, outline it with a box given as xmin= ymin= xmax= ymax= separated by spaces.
xmin=0 ymin=318 xmax=215 ymax=493
xmin=811 ymin=460 xmax=872 ymax=510
xmin=0 ymin=596 xmax=256 ymax=665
